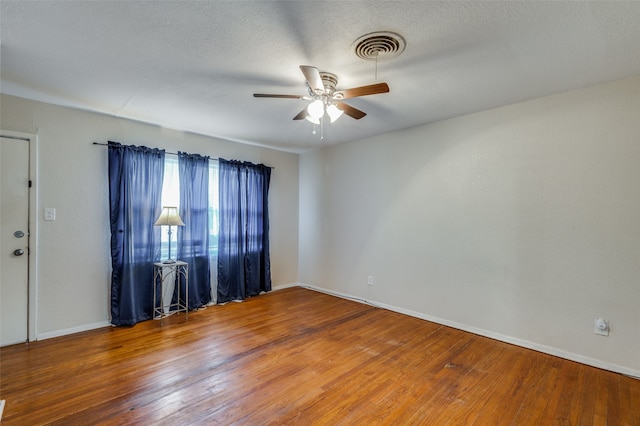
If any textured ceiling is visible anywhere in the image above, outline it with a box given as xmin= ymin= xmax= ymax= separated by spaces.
xmin=2 ymin=1 xmax=640 ymax=153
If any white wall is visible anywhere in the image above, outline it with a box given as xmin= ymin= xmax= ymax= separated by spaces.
xmin=299 ymin=75 xmax=640 ymax=376
xmin=1 ymin=94 xmax=299 ymax=338
xmin=3 ymin=73 xmax=639 ymax=376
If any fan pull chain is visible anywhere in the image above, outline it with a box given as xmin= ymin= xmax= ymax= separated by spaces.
xmin=320 ymin=116 xmax=324 ymax=141
xmin=312 ymin=123 xmax=316 ymax=135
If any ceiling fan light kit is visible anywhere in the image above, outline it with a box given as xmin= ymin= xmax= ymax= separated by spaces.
xmin=253 ymin=66 xmax=389 ymax=139
xmin=253 ymin=31 xmax=404 ymax=140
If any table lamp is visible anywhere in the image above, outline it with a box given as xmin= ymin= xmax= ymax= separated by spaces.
xmin=153 ymin=206 xmax=185 ymax=263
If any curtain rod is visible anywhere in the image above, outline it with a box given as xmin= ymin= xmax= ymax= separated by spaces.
xmin=92 ymin=142 xmax=274 ymax=169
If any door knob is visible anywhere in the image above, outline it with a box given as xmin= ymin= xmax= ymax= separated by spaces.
xmin=13 ymin=249 xmax=25 ymax=256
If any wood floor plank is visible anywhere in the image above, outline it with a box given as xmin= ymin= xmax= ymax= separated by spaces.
xmin=1 ymin=287 xmax=638 ymax=425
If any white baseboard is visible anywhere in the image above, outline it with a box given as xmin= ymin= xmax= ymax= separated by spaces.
xmin=272 ymin=282 xmax=304 ymax=291
xmin=29 ymin=284 xmax=640 ymax=380
xmin=299 ymin=283 xmax=640 ymax=380
xmin=34 ymin=285 xmax=299 ymax=341
xmin=36 ymin=320 xmax=111 ymax=341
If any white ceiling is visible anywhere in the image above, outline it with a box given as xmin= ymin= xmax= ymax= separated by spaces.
xmin=2 ymin=1 xmax=640 ymax=153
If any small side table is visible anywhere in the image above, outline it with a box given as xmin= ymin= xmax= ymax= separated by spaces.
xmin=153 ymin=261 xmax=189 ymax=325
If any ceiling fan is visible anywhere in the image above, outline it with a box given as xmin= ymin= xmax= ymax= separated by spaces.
xmin=253 ymin=65 xmax=389 ymax=124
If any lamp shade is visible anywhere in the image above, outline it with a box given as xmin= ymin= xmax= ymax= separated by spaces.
xmin=153 ymin=206 xmax=185 ymax=226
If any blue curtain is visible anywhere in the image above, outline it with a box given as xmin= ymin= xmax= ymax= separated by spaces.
xmin=217 ymin=159 xmax=271 ymax=303
xmin=177 ymin=152 xmax=211 ymax=309
xmin=108 ymin=141 xmax=165 ymax=326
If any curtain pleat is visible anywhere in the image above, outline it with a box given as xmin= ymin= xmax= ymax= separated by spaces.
xmin=217 ymin=159 xmax=271 ymax=303
xmin=108 ymin=141 xmax=164 ymax=326
xmin=177 ymin=152 xmax=211 ymax=308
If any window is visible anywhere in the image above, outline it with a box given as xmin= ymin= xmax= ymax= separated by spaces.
xmin=159 ymin=156 xmax=219 ymax=259
xmin=208 ymin=161 xmax=219 ymax=256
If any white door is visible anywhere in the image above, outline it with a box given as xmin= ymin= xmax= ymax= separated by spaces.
xmin=0 ymin=136 xmax=30 ymax=346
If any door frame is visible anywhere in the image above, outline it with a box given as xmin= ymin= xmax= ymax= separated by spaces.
xmin=1 ymin=129 xmax=38 ymax=342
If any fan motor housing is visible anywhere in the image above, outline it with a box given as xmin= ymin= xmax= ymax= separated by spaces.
xmin=319 ymin=72 xmax=338 ymax=94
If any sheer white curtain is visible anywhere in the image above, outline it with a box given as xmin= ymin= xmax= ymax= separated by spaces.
xmin=158 ymin=158 xmax=179 ymax=312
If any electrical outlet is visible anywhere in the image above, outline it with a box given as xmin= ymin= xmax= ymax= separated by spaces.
xmin=595 ymin=318 xmax=609 ymax=336
xmin=367 ymin=275 xmax=374 ymax=286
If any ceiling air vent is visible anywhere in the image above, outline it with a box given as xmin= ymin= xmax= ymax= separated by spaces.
xmin=352 ymin=31 xmax=406 ymax=61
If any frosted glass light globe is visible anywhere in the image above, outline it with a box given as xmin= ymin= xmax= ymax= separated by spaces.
xmin=307 ymin=100 xmax=325 ymax=119
xmin=326 ymin=104 xmax=344 ymax=123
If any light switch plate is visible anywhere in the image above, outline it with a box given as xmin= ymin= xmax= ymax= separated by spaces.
xmin=44 ymin=208 xmax=56 ymax=221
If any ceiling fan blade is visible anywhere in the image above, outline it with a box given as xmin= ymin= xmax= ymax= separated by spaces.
xmin=293 ymin=108 xmax=308 ymax=120
xmin=300 ymin=65 xmax=324 ymax=94
xmin=253 ymin=94 xmax=304 ymax=99
xmin=335 ymin=82 xmax=389 ymax=99
xmin=335 ymin=101 xmax=366 ymax=119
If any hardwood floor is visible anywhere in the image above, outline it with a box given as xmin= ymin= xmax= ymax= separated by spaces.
xmin=1 ymin=287 xmax=638 ymax=425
